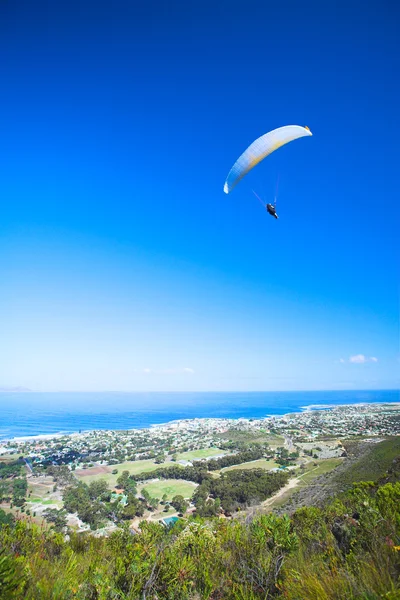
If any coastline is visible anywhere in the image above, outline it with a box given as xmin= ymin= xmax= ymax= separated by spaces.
xmin=1 ymin=400 xmax=399 ymax=444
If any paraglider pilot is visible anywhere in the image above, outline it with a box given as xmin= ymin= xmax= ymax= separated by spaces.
xmin=266 ymin=203 xmax=278 ymax=219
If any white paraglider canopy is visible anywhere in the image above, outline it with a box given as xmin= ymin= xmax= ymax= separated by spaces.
xmin=223 ymin=125 xmax=312 ymax=194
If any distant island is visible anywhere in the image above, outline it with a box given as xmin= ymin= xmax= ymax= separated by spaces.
xmin=0 ymin=386 xmax=32 ymax=392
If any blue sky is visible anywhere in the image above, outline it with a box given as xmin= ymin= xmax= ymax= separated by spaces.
xmin=0 ymin=0 xmax=398 ymax=392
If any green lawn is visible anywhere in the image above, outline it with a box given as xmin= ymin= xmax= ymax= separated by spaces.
xmin=221 ymin=459 xmax=279 ymax=472
xmin=139 ymin=479 xmax=197 ymax=501
xmin=177 ymin=448 xmax=228 ymax=461
xmin=27 ymin=498 xmax=59 ymax=506
xmin=74 ymin=459 xmax=175 ymax=488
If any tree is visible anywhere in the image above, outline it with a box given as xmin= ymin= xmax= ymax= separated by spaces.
xmin=46 ymin=465 xmax=75 ymax=486
xmin=12 ymin=478 xmax=27 ymax=507
xmin=141 ymin=488 xmax=151 ymax=503
xmin=88 ymin=480 xmax=110 ymax=501
xmin=149 ymin=497 xmax=159 ymax=511
xmin=117 ymin=470 xmax=130 ymax=489
xmin=0 ymin=508 xmax=14 ymax=528
xmin=171 ymin=495 xmax=188 ymax=514
xmin=116 ymin=473 xmax=137 ymax=495
xmin=43 ymin=508 xmax=68 ymax=532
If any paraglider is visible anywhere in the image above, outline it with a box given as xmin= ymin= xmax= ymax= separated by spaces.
xmin=223 ymin=125 xmax=312 ymax=218
xmin=252 ymin=189 xmax=280 ymax=220
xmin=266 ymin=203 xmax=278 ymax=219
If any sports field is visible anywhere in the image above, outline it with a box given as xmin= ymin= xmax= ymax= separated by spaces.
xmin=177 ymin=448 xmax=228 ymax=461
xmin=139 ymin=479 xmax=197 ymax=501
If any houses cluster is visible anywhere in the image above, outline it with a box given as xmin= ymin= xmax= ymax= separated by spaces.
xmin=269 ymin=403 xmax=400 ymax=439
xmin=1 ymin=403 xmax=398 ymax=471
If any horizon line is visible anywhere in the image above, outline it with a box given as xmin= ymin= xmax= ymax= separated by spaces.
xmin=0 ymin=388 xmax=399 ymax=394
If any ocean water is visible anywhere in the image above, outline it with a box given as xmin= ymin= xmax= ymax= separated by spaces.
xmin=0 ymin=390 xmax=398 ymax=441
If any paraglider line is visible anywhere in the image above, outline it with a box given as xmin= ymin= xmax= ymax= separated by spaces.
xmin=252 ymin=189 xmax=266 ymax=208
xmin=274 ymin=172 xmax=280 ymax=207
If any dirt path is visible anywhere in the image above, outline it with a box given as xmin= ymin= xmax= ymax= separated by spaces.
xmin=262 ymin=477 xmax=300 ymax=508
xmin=262 ymin=466 xmax=320 ymax=509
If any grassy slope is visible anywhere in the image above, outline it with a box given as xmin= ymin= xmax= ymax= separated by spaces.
xmin=273 ymin=437 xmax=400 ymax=514
xmin=333 ymin=436 xmax=400 ymax=486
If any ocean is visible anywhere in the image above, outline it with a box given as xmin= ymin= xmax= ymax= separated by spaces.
xmin=0 ymin=390 xmax=398 ymax=441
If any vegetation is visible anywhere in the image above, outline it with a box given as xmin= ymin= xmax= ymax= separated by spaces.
xmin=0 ymin=459 xmax=24 ymax=480
xmin=170 ymin=494 xmax=188 ymax=513
xmin=0 ymin=469 xmax=399 ymax=599
xmin=206 ymin=447 xmax=265 ymax=470
xmin=130 ymin=448 xmax=268 ymax=486
xmin=334 ymin=437 xmax=400 ymax=487
xmin=194 ymin=468 xmax=290 ymax=515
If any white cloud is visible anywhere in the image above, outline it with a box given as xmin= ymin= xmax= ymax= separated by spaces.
xmin=347 ymin=355 xmax=378 ymax=364
xmin=183 ymin=367 xmax=195 ymax=374
xmin=339 ymin=358 xmax=345 ymax=364
xmin=349 ymin=354 xmax=367 ymax=364
xmin=143 ymin=368 xmax=152 ymax=374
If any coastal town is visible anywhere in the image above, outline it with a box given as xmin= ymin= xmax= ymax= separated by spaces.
xmin=1 ymin=403 xmax=399 ymax=535
xmin=2 ymin=402 xmax=399 ymax=466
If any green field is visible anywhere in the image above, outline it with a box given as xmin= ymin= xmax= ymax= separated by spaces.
xmin=218 ymin=431 xmax=285 ymax=449
xmin=75 ymin=459 xmax=175 ymax=488
xmin=177 ymin=448 xmax=228 ymax=461
xmin=139 ymin=479 xmax=197 ymax=501
xmin=28 ymin=498 xmax=58 ymax=506
xmin=221 ymin=459 xmax=279 ymax=473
